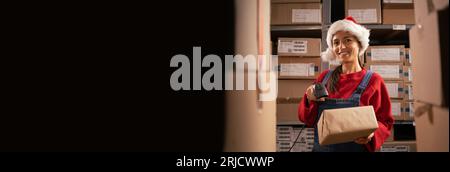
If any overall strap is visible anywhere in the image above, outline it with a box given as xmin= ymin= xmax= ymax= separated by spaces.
xmin=351 ymin=70 xmax=374 ymax=99
xmin=321 ymin=70 xmax=334 ymax=85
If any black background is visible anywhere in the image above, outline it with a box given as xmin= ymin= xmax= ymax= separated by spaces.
xmin=3 ymin=1 xmax=233 ymax=151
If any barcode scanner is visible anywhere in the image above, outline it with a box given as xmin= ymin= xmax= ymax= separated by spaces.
xmin=314 ymin=83 xmax=329 ymax=99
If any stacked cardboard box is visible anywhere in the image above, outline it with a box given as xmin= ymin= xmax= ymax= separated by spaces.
xmin=345 ymin=0 xmax=382 ymax=24
xmin=276 ymin=37 xmax=321 ymax=123
xmin=271 ymin=0 xmax=322 ymax=25
xmin=276 ymin=126 xmax=314 ymax=152
xmin=382 ymin=0 xmax=415 ymax=24
xmin=409 ymin=0 xmax=448 ymax=152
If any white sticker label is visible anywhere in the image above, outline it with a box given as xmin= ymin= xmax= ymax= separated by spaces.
xmin=409 ymin=102 xmax=414 ymax=117
xmin=391 ymin=102 xmax=401 ymax=116
xmin=386 ymin=83 xmax=399 ymax=98
xmin=348 ymin=9 xmax=378 ymax=23
xmin=371 ymin=48 xmax=401 ymax=61
xmin=292 ymin=9 xmax=321 ymax=23
xmin=280 ymin=63 xmax=312 ymax=77
xmin=408 ymin=84 xmax=413 ymax=100
xmin=408 ymin=49 xmax=412 ymax=64
xmin=278 ymin=40 xmax=307 ymax=54
xmin=309 ymin=65 xmax=315 ymax=76
xmin=393 ymin=25 xmax=407 ymax=30
xmin=408 ymin=67 xmax=412 ymax=81
xmin=371 ymin=65 xmax=400 ymax=79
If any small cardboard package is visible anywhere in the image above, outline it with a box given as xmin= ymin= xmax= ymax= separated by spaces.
xmin=318 ymin=106 xmax=379 ymax=145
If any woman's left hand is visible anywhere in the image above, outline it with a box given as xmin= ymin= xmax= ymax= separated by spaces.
xmin=354 ymin=132 xmax=374 ymax=144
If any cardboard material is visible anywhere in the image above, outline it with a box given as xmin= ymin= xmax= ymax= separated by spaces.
xmin=366 ymin=45 xmax=405 ymax=64
xmin=345 ymin=0 xmax=382 ymax=24
xmin=367 ymin=63 xmax=403 ymax=81
xmin=277 ymin=99 xmax=302 ymax=123
xmin=380 ymin=141 xmax=417 ymax=152
xmin=385 ymin=81 xmax=404 ymax=99
xmin=391 ymin=99 xmax=403 ymax=120
xmin=278 ymin=79 xmax=314 ymax=99
xmin=403 ymin=101 xmax=414 ymax=121
xmin=271 ymin=3 xmax=322 ymax=25
xmin=277 ymin=38 xmax=322 ymax=56
xmin=410 ymin=9 xmax=448 ymax=107
xmin=278 ymin=57 xmax=322 ymax=79
xmin=382 ymin=8 xmax=415 ymax=24
xmin=414 ymin=102 xmax=449 ymax=152
xmin=317 ymin=106 xmax=379 ymax=145
xmin=404 ymin=48 xmax=412 ymax=66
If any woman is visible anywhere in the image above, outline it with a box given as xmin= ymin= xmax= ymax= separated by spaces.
xmin=298 ymin=16 xmax=394 ymax=152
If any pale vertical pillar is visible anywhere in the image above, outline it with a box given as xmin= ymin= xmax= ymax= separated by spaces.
xmin=224 ymin=0 xmax=276 ymax=152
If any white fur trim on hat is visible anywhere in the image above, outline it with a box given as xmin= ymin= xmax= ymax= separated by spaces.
xmin=321 ymin=16 xmax=370 ymax=63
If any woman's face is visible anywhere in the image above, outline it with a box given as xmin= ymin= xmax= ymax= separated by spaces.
xmin=332 ymin=31 xmax=361 ymax=63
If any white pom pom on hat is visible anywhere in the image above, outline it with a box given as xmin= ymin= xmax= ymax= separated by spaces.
xmin=321 ymin=16 xmax=370 ymax=63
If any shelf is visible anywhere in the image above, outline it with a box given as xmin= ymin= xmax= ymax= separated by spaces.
xmin=394 ymin=120 xmax=415 ymax=125
xmin=271 ymin=25 xmax=322 ymax=31
xmin=362 ymin=24 xmax=414 ymax=30
xmin=277 ymin=121 xmax=305 ymax=126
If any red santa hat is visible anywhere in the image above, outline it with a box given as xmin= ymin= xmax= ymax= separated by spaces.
xmin=321 ymin=16 xmax=370 ymax=64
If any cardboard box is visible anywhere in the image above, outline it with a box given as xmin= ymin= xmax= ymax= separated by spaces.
xmin=272 ymin=0 xmax=321 ymax=3
xmin=385 ymin=81 xmax=404 ymax=99
xmin=380 ymin=141 xmax=417 ymax=152
xmin=391 ymin=99 xmax=403 ymax=120
xmin=367 ymin=63 xmax=403 ymax=81
xmin=403 ymin=101 xmax=414 ymax=121
xmin=318 ymin=106 xmax=379 ymax=145
xmin=277 ymin=100 xmax=302 ymax=123
xmin=403 ymin=82 xmax=413 ymax=100
xmin=410 ymin=8 xmax=449 ymax=107
xmin=271 ymin=3 xmax=322 ymax=25
xmin=382 ymin=7 xmax=415 ymax=24
xmin=278 ymin=79 xmax=314 ymax=99
xmin=345 ymin=0 xmax=382 ymax=24
xmin=414 ymin=102 xmax=449 ymax=152
xmin=383 ymin=0 xmax=413 ymax=8
xmin=365 ymin=45 xmax=405 ymax=64
xmin=404 ymin=48 xmax=412 ymax=66
xmin=277 ymin=38 xmax=322 ymax=56
xmin=402 ymin=66 xmax=412 ymax=83
xmin=278 ymin=57 xmax=322 ymax=79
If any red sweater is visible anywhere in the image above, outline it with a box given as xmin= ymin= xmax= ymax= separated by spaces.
xmin=298 ymin=68 xmax=394 ymax=152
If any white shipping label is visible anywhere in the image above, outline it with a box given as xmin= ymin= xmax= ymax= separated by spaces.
xmin=348 ymin=9 xmax=377 ymax=23
xmin=371 ymin=65 xmax=400 ymax=79
xmin=309 ymin=65 xmax=315 ymax=76
xmin=292 ymin=9 xmax=321 ymax=23
xmin=371 ymin=48 xmax=401 ymax=61
xmin=409 ymin=102 xmax=414 ymax=117
xmin=393 ymin=25 xmax=407 ymax=30
xmin=408 ymin=49 xmax=412 ymax=64
xmin=383 ymin=0 xmax=413 ymax=3
xmin=408 ymin=85 xmax=413 ymax=100
xmin=386 ymin=83 xmax=399 ymax=98
xmin=391 ymin=102 xmax=401 ymax=116
xmin=280 ymin=63 xmax=312 ymax=77
xmin=278 ymin=40 xmax=307 ymax=54
xmin=408 ymin=67 xmax=412 ymax=81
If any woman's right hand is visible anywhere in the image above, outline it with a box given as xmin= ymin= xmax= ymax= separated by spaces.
xmin=306 ymin=85 xmax=325 ymax=102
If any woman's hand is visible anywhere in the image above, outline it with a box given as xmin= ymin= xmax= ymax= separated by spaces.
xmin=306 ymin=85 xmax=325 ymax=102
xmin=354 ymin=132 xmax=374 ymax=144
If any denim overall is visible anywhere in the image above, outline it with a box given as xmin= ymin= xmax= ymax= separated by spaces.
xmin=312 ymin=70 xmax=374 ymax=152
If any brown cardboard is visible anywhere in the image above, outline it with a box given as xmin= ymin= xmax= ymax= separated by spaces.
xmin=277 ymin=38 xmax=322 ymax=56
xmin=271 ymin=3 xmax=322 ymax=25
xmin=402 ymin=101 xmax=414 ymax=121
xmin=382 ymin=8 xmax=415 ymax=24
xmin=404 ymin=82 xmax=413 ymax=101
xmin=403 ymin=66 xmax=412 ymax=83
xmin=391 ymin=99 xmax=404 ymax=120
xmin=345 ymin=0 xmax=382 ymax=24
xmin=383 ymin=0 xmax=414 ymax=8
xmin=278 ymin=57 xmax=322 ymax=79
xmin=384 ymin=81 xmax=404 ymax=99
xmin=410 ymin=10 xmax=447 ymax=106
xmin=277 ymin=100 xmax=302 ymax=123
xmin=366 ymin=63 xmax=403 ymax=81
xmin=318 ymin=106 xmax=379 ymax=145
xmin=404 ymin=48 xmax=412 ymax=66
xmin=366 ymin=45 xmax=405 ymax=64
xmin=414 ymin=102 xmax=449 ymax=152
xmin=380 ymin=141 xmax=417 ymax=152
xmin=272 ymin=0 xmax=321 ymax=3
xmin=278 ymin=79 xmax=314 ymax=99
